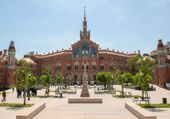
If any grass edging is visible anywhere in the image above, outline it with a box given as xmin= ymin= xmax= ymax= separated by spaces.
xmin=0 ymin=103 xmax=33 ymax=107
xmin=112 ymin=94 xmax=141 ymax=98
xmin=138 ymin=103 xmax=170 ymax=108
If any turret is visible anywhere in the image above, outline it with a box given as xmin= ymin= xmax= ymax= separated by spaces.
xmin=157 ymin=39 xmax=164 ymax=50
xmin=7 ymin=41 xmax=16 ymax=68
xmin=156 ymin=39 xmax=166 ymax=65
xmin=8 ymin=41 xmax=16 ymax=57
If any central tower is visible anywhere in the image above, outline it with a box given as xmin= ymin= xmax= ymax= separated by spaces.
xmin=80 ymin=7 xmax=90 ymax=39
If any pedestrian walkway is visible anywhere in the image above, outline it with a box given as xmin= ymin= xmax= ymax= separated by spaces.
xmin=0 ymin=85 xmax=170 ymax=119
xmin=34 ymin=88 xmax=137 ymax=119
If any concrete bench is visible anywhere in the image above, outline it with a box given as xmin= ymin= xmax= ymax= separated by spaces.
xmin=94 ymin=90 xmax=111 ymax=94
xmin=68 ymin=98 xmax=103 ymax=103
xmin=125 ymin=102 xmax=156 ymax=119
xmin=16 ymin=102 xmax=46 ymax=119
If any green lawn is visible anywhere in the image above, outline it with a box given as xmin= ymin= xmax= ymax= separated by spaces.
xmin=138 ymin=104 xmax=170 ymax=108
xmin=0 ymin=103 xmax=33 ymax=107
xmin=112 ymin=94 xmax=141 ymax=98
xmin=32 ymin=95 xmax=62 ymax=98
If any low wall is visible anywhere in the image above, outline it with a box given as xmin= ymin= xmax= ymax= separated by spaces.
xmin=68 ymin=98 xmax=103 ymax=103
xmin=94 ymin=90 xmax=111 ymax=94
xmin=63 ymin=90 xmax=76 ymax=94
xmin=125 ymin=102 xmax=156 ymax=119
xmin=16 ymin=102 xmax=46 ymax=119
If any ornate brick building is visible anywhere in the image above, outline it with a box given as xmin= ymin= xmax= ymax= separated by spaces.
xmin=0 ymin=41 xmax=17 ymax=88
xmin=151 ymin=40 xmax=170 ymax=87
xmin=24 ymin=10 xmax=138 ymax=85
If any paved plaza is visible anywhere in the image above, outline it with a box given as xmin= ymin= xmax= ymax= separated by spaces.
xmin=0 ymin=85 xmax=170 ymax=119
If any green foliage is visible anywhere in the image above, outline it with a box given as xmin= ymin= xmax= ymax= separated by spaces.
xmin=16 ymin=59 xmax=37 ymax=105
xmin=134 ymin=57 xmax=154 ymax=91
xmin=116 ymin=72 xmax=132 ymax=85
xmin=40 ymin=74 xmax=51 ymax=87
xmin=112 ymin=69 xmax=121 ymax=81
xmin=16 ymin=60 xmax=33 ymax=90
xmin=138 ymin=103 xmax=170 ymax=108
xmin=127 ymin=55 xmax=141 ymax=75
xmin=0 ymin=103 xmax=33 ymax=107
xmin=27 ymin=75 xmax=37 ymax=88
xmin=56 ymin=74 xmax=63 ymax=85
xmin=40 ymin=68 xmax=51 ymax=87
xmin=112 ymin=94 xmax=141 ymax=98
xmin=97 ymin=72 xmax=112 ymax=89
xmin=133 ymin=57 xmax=155 ymax=105
xmin=114 ymin=71 xmax=132 ymax=97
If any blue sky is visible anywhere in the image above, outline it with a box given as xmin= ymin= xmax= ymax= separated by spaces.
xmin=0 ymin=0 xmax=170 ymax=58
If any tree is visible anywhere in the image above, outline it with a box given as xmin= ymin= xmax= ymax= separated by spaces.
xmin=115 ymin=72 xmax=127 ymax=97
xmin=27 ymin=74 xmax=37 ymax=100
xmin=97 ymin=72 xmax=112 ymax=89
xmin=16 ymin=60 xmax=35 ymax=105
xmin=127 ymin=55 xmax=141 ymax=75
xmin=56 ymin=74 xmax=63 ymax=86
xmin=133 ymin=57 xmax=154 ymax=105
xmin=40 ymin=69 xmax=51 ymax=96
xmin=123 ymin=72 xmax=133 ymax=85
xmin=66 ymin=74 xmax=71 ymax=87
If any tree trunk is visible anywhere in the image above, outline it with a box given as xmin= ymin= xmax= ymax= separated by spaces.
xmin=104 ymin=83 xmax=106 ymax=90
xmin=47 ymin=85 xmax=50 ymax=96
xmin=142 ymin=90 xmax=144 ymax=101
xmin=23 ymin=89 xmax=26 ymax=105
xmin=145 ymin=91 xmax=150 ymax=106
xmin=28 ymin=88 xmax=30 ymax=100
xmin=121 ymin=84 xmax=124 ymax=97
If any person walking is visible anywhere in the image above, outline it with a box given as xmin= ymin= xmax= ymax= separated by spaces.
xmin=1 ymin=91 xmax=6 ymax=102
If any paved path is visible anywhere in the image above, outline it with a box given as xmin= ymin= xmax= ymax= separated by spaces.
xmin=0 ymin=85 xmax=170 ymax=119
xmin=34 ymin=88 xmax=137 ymax=119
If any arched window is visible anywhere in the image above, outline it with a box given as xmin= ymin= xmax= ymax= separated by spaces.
xmin=81 ymin=43 xmax=89 ymax=56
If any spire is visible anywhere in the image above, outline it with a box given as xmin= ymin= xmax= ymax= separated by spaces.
xmin=84 ymin=6 xmax=86 ymax=21
xmin=80 ymin=6 xmax=90 ymax=39
xmin=83 ymin=6 xmax=87 ymax=33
